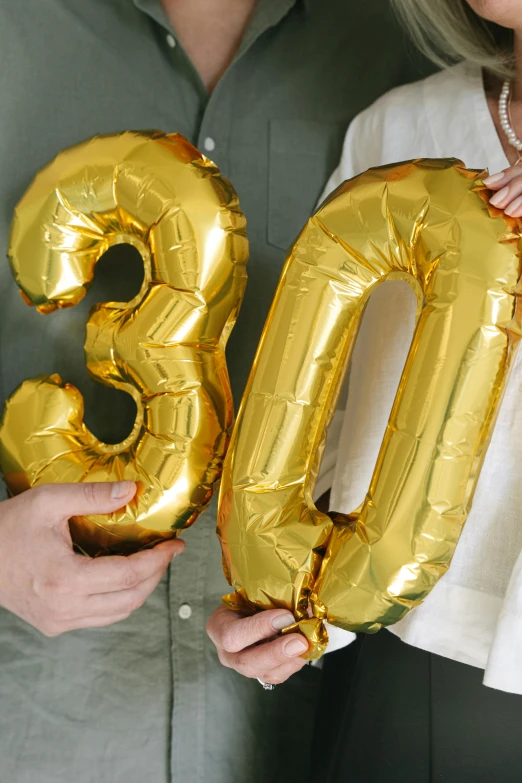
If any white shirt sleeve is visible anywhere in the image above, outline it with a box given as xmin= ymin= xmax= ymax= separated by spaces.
xmin=483 ymin=547 xmax=522 ymax=694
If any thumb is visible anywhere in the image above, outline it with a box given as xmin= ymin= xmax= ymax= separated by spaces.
xmin=34 ymin=481 xmax=137 ymax=521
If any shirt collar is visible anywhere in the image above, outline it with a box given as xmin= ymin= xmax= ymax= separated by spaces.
xmin=132 ymin=0 xmax=171 ymax=30
xmin=132 ymin=0 xmax=311 ymax=64
xmin=132 ymin=0 xmax=311 ymax=23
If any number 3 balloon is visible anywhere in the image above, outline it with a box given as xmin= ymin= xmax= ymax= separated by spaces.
xmin=217 ymin=159 xmax=522 ymax=658
xmin=0 ymin=131 xmax=247 ymax=556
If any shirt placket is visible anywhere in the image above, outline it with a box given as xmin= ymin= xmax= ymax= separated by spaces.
xmin=133 ymin=4 xmax=299 ymax=782
xmin=162 ymin=9 xmax=299 ymax=782
xmin=128 ymin=10 xmax=215 ymax=782
xmin=167 ymin=78 xmax=234 ymax=783
xmin=169 ymin=511 xmax=214 ymax=783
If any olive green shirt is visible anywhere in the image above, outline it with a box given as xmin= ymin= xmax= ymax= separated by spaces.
xmin=0 ymin=2 xmax=430 ymax=781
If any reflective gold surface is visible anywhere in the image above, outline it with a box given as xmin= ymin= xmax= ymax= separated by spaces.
xmin=0 ymin=131 xmax=248 ymax=556
xmin=218 ymin=159 xmax=522 ymax=658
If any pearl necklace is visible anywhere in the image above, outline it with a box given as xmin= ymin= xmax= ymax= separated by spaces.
xmin=499 ymin=79 xmax=522 ymax=161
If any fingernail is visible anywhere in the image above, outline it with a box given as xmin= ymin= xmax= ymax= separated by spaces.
xmin=490 ymin=186 xmax=510 ymax=206
xmin=483 ymin=171 xmax=505 ymax=186
xmin=505 ymin=194 xmax=522 ymax=216
xmin=170 ymin=539 xmax=185 ymax=555
xmin=111 ymin=481 xmax=134 ymax=499
xmin=284 ymin=637 xmax=309 ymax=657
xmin=271 ymin=612 xmax=295 ymax=631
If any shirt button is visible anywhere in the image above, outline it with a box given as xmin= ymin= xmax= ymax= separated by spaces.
xmin=203 ymin=137 xmax=216 ymax=152
xmin=178 ymin=603 xmax=192 ymax=620
xmin=166 ymin=34 xmax=176 ymax=49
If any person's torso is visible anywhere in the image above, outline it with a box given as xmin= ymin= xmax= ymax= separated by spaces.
xmin=0 ymin=0 xmax=429 ymax=489
xmin=0 ymin=6 xmax=438 ymax=780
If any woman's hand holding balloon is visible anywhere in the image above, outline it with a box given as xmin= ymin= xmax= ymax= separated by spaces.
xmin=485 ymin=165 xmax=522 ymax=215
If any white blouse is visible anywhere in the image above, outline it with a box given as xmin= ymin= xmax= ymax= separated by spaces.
xmin=319 ymin=62 xmax=522 ymax=695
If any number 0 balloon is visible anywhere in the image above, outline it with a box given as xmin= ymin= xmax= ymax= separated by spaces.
xmin=0 ymin=131 xmax=247 ymax=556
xmin=217 ymin=159 xmax=522 ymax=658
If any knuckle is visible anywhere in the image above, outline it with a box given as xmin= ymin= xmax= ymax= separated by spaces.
xmin=260 ymin=672 xmax=280 ymax=685
xmin=47 ymin=598 xmax=70 ymax=621
xmin=234 ymin=651 xmax=258 ymax=679
xmin=39 ymin=619 xmax=62 ymax=637
xmin=81 ymin=482 xmax=99 ymax=508
xmin=233 ymin=650 xmax=247 ymax=669
xmin=40 ymin=598 xmax=69 ymax=626
xmin=35 ymin=572 xmax=71 ymax=601
xmin=205 ymin=616 xmax=215 ymax=640
xmin=49 ymin=573 xmax=72 ymax=597
xmin=246 ymin=612 xmax=268 ymax=639
xmin=217 ymin=648 xmax=233 ymax=668
xmin=241 ymin=663 xmax=261 ymax=680
xmin=220 ymin=626 xmax=241 ymax=654
xmin=219 ymin=613 xmax=262 ymax=654
xmin=113 ymin=612 xmax=132 ymax=626
xmin=51 ymin=573 xmax=72 ymax=596
xmin=125 ymin=591 xmax=145 ymax=614
xmin=206 ymin=616 xmax=220 ymax=647
xmin=267 ymin=648 xmax=286 ymax=669
xmin=121 ymin=563 xmax=140 ymax=589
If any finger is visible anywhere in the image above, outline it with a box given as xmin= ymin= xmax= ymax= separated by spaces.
xmin=84 ymin=568 xmax=166 ymax=616
xmin=255 ymin=659 xmax=308 ymax=686
xmin=207 ymin=605 xmax=296 ymax=653
xmin=505 ymin=194 xmax=522 ymax=217
xmin=31 ymin=481 xmax=137 ymax=523
xmin=489 ymin=176 xmax=522 ymax=209
xmin=484 ymin=165 xmax=522 ymax=189
xmin=46 ymin=612 xmax=132 ymax=635
xmin=224 ymin=633 xmax=309 ymax=679
xmin=73 ymin=538 xmax=185 ymax=595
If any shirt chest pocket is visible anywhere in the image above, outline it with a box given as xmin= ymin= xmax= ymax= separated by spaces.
xmin=267 ymin=119 xmax=347 ymax=251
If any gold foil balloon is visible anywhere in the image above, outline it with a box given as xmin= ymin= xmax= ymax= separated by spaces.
xmin=218 ymin=159 xmax=522 ymax=659
xmin=0 ymin=131 xmax=248 ymax=556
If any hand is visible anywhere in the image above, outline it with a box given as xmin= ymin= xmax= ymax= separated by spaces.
xmin=0 ymin=481 xmax=184 ymax=635
xmin=207 ymin=604 xmax=309 ymax=685
xmin=484 ymin=165 xmax=522 ymax=216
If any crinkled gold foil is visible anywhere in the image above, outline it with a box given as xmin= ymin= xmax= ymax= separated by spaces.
xmin=0 ymin=131 xmax=248 ymax=556
xmin=281 ymin=618 xmax=327 ymax=661
xmin=221 ymin=592 xmax=326 ymax=660
xmin=218 ymin=159 xmax=522 ymax=657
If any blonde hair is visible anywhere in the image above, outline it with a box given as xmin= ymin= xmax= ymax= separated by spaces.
xmin=391 ymin=0 xmax=514 ymax=77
